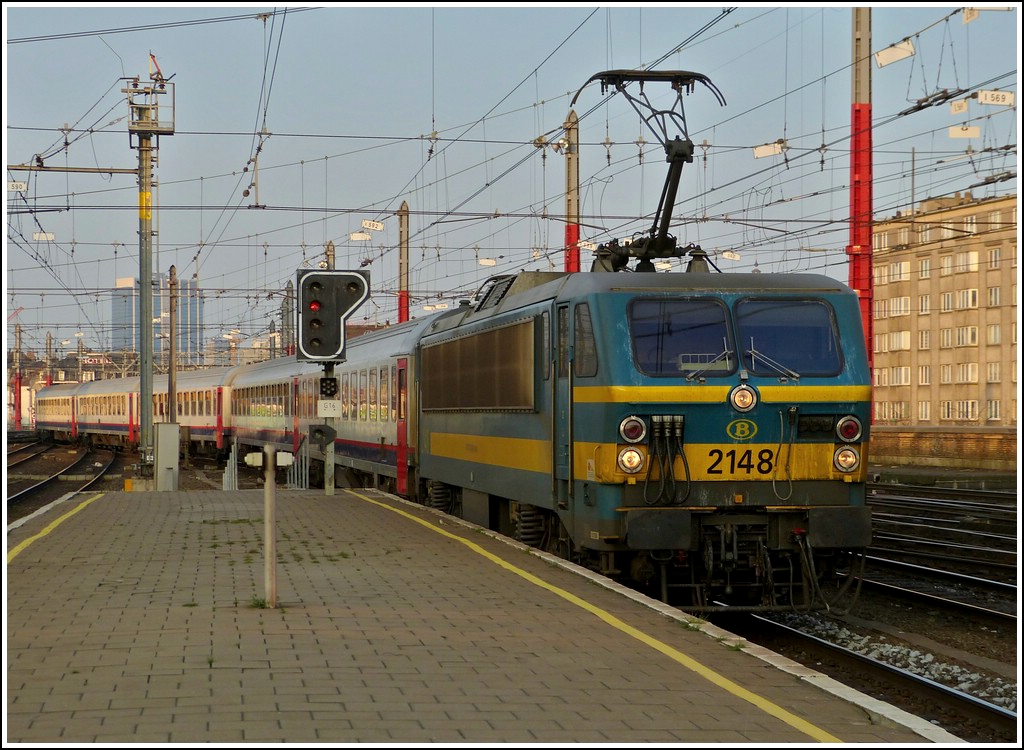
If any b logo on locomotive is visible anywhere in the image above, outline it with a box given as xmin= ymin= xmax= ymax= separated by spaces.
xmin=726 ymin=419 xmax=758 ymax=441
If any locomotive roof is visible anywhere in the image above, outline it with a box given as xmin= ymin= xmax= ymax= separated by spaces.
xmin=424 ymin=269 xmax=853 ymax=337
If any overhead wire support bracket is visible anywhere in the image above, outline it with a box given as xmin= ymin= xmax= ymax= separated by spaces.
xmin=572 ymin=70 xmax=726 ymax=271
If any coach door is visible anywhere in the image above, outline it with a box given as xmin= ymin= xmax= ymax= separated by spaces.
xmin=553 ymin=304 xmax=572 ymax=509
xmin=395 ymin=359 xmax=409 ymax=495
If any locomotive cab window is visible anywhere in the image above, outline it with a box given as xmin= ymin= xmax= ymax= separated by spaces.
xmin=735 ymin=298 xmax=842 ymax=377
xmin=629 ymin=298 xmax=734 ymax=377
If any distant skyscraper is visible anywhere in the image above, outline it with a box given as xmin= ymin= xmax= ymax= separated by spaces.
xmin=111 ymin=274 xmax=204 ymax=366
xmin=111 ymin=277 xmax=141 ymax=352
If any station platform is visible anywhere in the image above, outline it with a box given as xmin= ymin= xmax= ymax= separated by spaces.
xmin=7 ymin=487 xmax=961 ymax=744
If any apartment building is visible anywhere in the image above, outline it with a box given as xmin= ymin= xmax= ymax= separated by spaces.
xmin=870 ymin=192 xmax=1017 ymax=470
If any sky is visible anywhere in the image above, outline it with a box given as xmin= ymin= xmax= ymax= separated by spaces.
xmin=4 ymin=3 xmax=1020 ymax=359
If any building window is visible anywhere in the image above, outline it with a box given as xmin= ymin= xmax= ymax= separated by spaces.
xmin=956 ymin=400 xmax=978 ymax=421
xmin=873 ymin=265 xmax=888 ymax=286
xmin=988 ymin=210 xmax=1002 ymax=230
xmin=889 ymin=261 xmax=909 ymax=282
xmin=963 ymin=215 xmax=977 ymax=234
xmin=988 ymin=247 xmax=1001 ymax=269
xmin=987 ymin=286 xmax=1000 ymax=306
xmin=918 ymin=401 xmax=931 ymax=421
xmin=940 ymin=328 xmax=953 ymax=348
xmin=892 ymin=366 xmax=911 ymax=385
xmin=874 ymin=368 xmax=889 ymax=387
xmin=918 ymin=258 xmax=931 ymax=279
xmin=987 ymin=324 xmax=1001 ymax=345
xmin=956 ymin=250 xmax=979 ymax=272
xmin=875 ymin=231 xmax=889 ymax=251
xmin=889 ymin=330 xmax=910 ymax=350
xmin=940 ymin=364 xmax=952 ymax=384
xmin=890 ymin=297 xmax=910 ymax=317
xmin=918 ymin=364 xmax=930 ymax=384
xmin=873 ymin=299 xmax=887 ymax=320
xmin=940 ymin=255 xmax=953 ymax=276
xmin=987 ymin=362 xmax=1001 ymax=383
xmin=941 ymin=292 xmax=953 ymax=312
xmin=898 ymin=226 xmax=910 ymax=246
xmin=940 ymin=400 xmax=953 ymax=420
xmin=956 ymin=289 xmax=978 ymax=309
xmin=955 ymin=326 xmax=978 ymax=347
xmin=918 ymin=329 xmax=930 ymax=350
xmin=956 ymin=362 xmax=978 ymax=383
xmin=918 ymin=294 xmax=930 ymax=315
xmin=986 ymin=400 xmax=1001 ymax=421
xmin=920 ymin=224 xmax=931 ymax=243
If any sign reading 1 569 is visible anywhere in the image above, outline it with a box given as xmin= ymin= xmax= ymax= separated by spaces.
xmin=978 ymin=90 xmax=1014 ymax=107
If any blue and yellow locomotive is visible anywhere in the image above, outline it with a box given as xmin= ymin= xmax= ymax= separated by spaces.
xmin=404 ymin=259 xmax=872 ymax=611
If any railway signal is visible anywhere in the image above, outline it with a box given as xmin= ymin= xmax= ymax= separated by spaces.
xmin=296 ymin=269 xmax=370 ymax=362
xmin=309 ymin=424 xmax=336 ymax=450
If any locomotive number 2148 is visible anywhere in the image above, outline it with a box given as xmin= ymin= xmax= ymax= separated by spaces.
xmin=706 ymin=448 xmax=776 ymax=475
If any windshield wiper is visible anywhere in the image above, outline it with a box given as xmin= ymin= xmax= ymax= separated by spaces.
xmin=685 ymin=347 xmax=733 ymax=382
xmin=745 ymin=347 xmax=800 ymax=380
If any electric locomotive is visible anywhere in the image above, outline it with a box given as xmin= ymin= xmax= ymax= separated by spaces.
xmin=409 ymin=261 xmax=872 ymax=611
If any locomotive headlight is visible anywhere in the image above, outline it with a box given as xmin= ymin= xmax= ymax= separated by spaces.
xmin=833 ymin=446 xmax=860 ymax=472
xmin=729 ymin=384 xmax=757 ymax=412
xmin=617 ymin=447 xmax=644 ymax=474
xmin=835 ymin=415 xmax=863 ymax=442
xmin=619 ymin=415 xmax=647 ymax=443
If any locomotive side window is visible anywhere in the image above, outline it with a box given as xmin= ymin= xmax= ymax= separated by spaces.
xmin=574 ymin=303 xmax=598 ymax=377
xmin=629 ymin=298 xmax=733 ymax=377
xmin=421 ymin=319 xmax=536 ymax=410
xmin=736 ymin=299 xmax=842 ymax=377
xmin=557 ymin=307 xmax=569 ymax=378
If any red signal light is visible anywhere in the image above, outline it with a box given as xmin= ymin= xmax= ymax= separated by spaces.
xmin=308 ymin=300 xmax=321 ymax=312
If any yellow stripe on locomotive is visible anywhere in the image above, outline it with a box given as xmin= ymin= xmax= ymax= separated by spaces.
xmin=427 ymin=432 xmax=868 ymax=484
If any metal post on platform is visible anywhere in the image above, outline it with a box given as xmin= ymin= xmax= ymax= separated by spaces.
xmin=263 ymin=443 xmax=277 ymax=608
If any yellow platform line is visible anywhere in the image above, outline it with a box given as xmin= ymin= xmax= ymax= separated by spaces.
xmin=7 ymin=493 xmax=106 ymax=563
xmin=351 ymin=489 xmax=842 ymax=743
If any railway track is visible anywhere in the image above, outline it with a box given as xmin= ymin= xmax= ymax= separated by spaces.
xmin=7 ymin=447 xmax=117 ymax=522
xmin=720 ymin=612 xmax=1018 ymax=744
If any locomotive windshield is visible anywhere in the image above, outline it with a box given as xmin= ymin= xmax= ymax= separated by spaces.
xmin=629 ymin=296 xmax=843 ymax=378
xmin=735 ymin=299 xmax=842 ymax=377
xmin=630 ymin=298 xmax=734 ymax=377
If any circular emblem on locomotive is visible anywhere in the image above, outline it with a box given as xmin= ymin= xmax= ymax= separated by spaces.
xmin=726 ymin=419 xmax=758 ymax=441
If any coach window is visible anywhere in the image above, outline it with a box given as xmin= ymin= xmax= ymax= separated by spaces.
xmin=379 ymin=367 xmax=389 ymax=421
xmin=574 ymin=303 xmax=598 ymax=377
xmin=369 ymin=368 xmax=379 ymax=420
xmin=390 ymin=365 xmax=398 ymax=421
xmin=359 ymin=370 xmax=368 ymax=420
xmin=398 ymin=368 xmax=407 ymax=420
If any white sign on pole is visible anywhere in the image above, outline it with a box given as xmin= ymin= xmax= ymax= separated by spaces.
xmin=8 ymin=181 xmax=27 ymax=192
xmin=977 ymin=90 xmax=1014 ymax=107
xmin=317 ymin=399 xmax=343 ymax=418
xmin=361 ymin=219 xmax=384 ymax=232
xmin=949 ymin=126 xmax=980 ymax=139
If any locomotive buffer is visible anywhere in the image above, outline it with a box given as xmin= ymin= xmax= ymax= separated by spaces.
xmin=297 ymin=268 xmax=370 ymax=495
